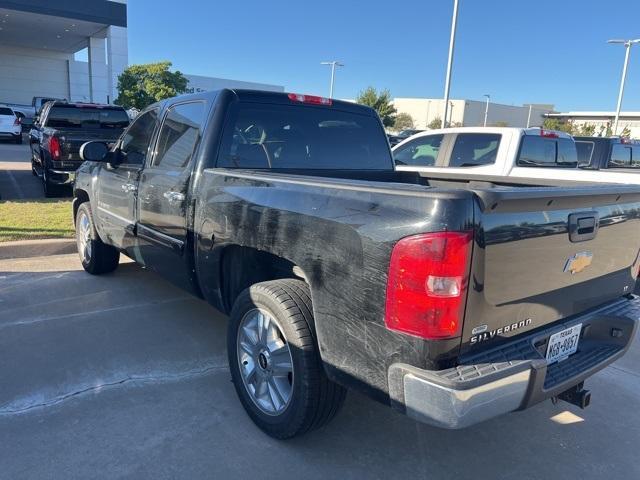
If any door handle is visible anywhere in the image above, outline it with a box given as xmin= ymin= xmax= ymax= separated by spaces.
xmin=163 ymin=191 xmax=185 ymax=203
xmin=121 ymin=183 xmax=137 ymax=193
xmin=568 ymin=211 xmax=599 ymax=242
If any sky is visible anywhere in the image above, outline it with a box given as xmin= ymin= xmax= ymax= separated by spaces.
xmin=127 ymin=0 xmax=640 ymax=112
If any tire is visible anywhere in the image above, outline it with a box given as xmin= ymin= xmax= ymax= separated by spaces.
xmin=75 ymin=202 xmax=120 ymax=275
xmin=14 ymin=135 xmax=22 ymax=145
xmin=227 ymin=279 xmax=346 ymax=439
xmin=42 ymin=168 xmax=57 ymax=198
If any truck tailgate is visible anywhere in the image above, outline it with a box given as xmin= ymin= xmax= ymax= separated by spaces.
xmin=461 ymin=185 xmax=640 ymax=352
xmin=58 ymin=129 xmax=123 ymax=161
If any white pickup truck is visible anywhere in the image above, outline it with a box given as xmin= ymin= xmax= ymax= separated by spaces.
xmin=393 ymin=127 xmax=639 ymax=185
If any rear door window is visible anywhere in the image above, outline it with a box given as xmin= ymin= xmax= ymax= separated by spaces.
xmin=449 ymin=133 xmax=501 ymax=167
xmin=516 ymin=136 xmax=578 ymax=168
xmin=576 ymin=141 xmax=595 ymax=166
xmin=609 ymin=144 xmax=633 ymax=167
xmin=217 ymin=102 xmax=392 ymax=170
xmin=393 ymin=135 xmax=443 ymax=166
xmin=152 ymin=102 xmax=206 ymax=169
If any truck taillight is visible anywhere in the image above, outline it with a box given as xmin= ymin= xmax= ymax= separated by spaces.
xmin=385 ymin=231 xmax=473 ymax=340
xmin=287 ymin=93 xmax=332 ymax=105
xmin=540 ymin=129 xmax=559 ymax=138
xmin=13 ymin=117 xmax=20 ymax=126
xmin=49 ymin=136 xmax=61 ymax=161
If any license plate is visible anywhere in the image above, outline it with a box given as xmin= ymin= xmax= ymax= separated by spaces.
xmin=546 ymin=324 xmax=582 ymax=364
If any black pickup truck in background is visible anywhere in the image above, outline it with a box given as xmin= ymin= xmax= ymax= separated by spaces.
xmin=29 ymin=101 xmax=130 ymax=196
xmin=575 ymin=136 xmax=640 ymax=170
xmin=73 ymin=89 xmax=640 ymax=439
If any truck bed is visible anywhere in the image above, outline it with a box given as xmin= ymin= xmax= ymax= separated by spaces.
xmin=194 ymin=167 xmax=640 ymax=402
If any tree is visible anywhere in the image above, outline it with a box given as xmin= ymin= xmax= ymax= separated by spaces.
xmin=542 ymin=117 xmax=574 ymax=134
xmin=394 ymin=112 xmax=415 ymax=130
xmin=577 ymin=123 xmax=596 ymax=136
xmin=427 ymin=117 xmax=442 ymax=129
xmin=355 ymin=87 xmax=397 ymax=127
xmin=597 ymin=123 xmax=613 ymax=137
xmin=115 ymin=61 xmax=188 ymax=110
xmin=620 ymin=126 xmax=632 ymax=138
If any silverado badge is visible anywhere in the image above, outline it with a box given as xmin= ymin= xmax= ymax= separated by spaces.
xmin=564 ymin=251 xmax=593 ymax=275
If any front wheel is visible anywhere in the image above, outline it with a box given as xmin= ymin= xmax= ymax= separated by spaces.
xmin=227 ymin=279 xmax=346 ymax=439
xmin=75 ymin=203 xmax=120 ymax=275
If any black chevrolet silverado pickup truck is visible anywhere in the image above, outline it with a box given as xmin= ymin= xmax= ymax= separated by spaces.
xmin=30 ymin=101 xmax=130 ymax=196
xmin=73 ymin=89 xmax=640 ymax=439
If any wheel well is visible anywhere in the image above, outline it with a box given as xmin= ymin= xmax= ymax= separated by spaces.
xmin=220 ymin=246 xmax=308 ymax=314
xmin=73 ymin=189 xmax=90 ymax=221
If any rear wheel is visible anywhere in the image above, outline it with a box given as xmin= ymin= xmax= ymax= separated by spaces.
xmin=227 ymin=279 xmax=346 ymax=439
xmin=42 ymin=168 xmax=57 ymax=197
xmin=75 ymin=202 xmax=120 ymax=275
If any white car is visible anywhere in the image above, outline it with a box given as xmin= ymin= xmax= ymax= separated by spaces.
xmin=0 ymin=105 xmax=22 ymax=144
xmin=392 ymin=126 xmax=638 ymax=185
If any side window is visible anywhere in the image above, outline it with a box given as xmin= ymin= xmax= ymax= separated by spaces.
xmin=516 ymin=136 xmax=578 ymax=168
xmin=393 ymin=135 xmax=443 ymax=166
xmin=152 ymin=102 xmax=206 ymax=169
xmin=120 ymin=109 xmax=159 ymax=165
xmin=633 ymin=146 xmax=640 ymax=167
xmin=449 ymin=133 xmax=501 ymax=167
xmin=609 ymin=144 xmax=632 ymax=167
xmin=576 ymin=141 xmax=595 ymax=167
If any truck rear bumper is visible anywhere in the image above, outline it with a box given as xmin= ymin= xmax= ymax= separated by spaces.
xmin=47 ymin=169 xmax=76 ymax=185
xmin=388 ymin=295 xmax=639 ymax=429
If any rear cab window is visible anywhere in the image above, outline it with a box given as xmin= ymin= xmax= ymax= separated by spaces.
xmin=45 ymin=105 xmax=130 ymax=130
xmin=0 ymin=107 xmax=15 ymax=116
xmin=608 ymin=144 xmax=636 ymax=168
xmin=516 ymin=135 xmax=578 ymax=168
xmin=217 ymin=102 xmax=392 ymax=170
xmin=449 ymin=133 xmax=501 ymax=167
xmin=393 ymin=135 xmax=443 ymax=166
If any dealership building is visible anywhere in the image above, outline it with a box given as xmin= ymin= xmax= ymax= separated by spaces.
xmin=392 ymin=97 xmax=554 ymax=129
xmin=0 ymin=0 xmax=282 ymax=107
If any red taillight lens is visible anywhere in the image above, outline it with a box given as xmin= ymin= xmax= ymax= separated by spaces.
xmin=13 ymin=117 xmax=20 ymax=126
xmin=49 ymin=136 xmax=61 ymax=161
xmin=385 ymin=231 xmax=473 ymax=340
xmin=540 ymin=129 xmax=559 ymax=138
xmin=287 ymin=93 xmax=332 ymax=105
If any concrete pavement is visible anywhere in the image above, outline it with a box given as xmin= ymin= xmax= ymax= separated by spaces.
xmin=0 ymin=139 xmax=47 ymax=200
xmin=0 ymin=253 xmax=639 ymax=479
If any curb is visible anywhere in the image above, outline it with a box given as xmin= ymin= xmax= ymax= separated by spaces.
xmin=0 ymin=238 xmax=77 ymax=260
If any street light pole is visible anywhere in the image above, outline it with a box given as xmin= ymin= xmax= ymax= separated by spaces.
xmin=442 ymin=0 xmax=459 ymax=128
xmin=483 ymin=94 xmax=490 ymax=127
xmin=607 ymin=38 xmax=640 ymax=135
xmin=526 ymin=104 xmax=532 ymax=128
xmin=320 ymin=61 xmax=344 ymax=99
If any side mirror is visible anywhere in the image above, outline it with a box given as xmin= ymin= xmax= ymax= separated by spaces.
xmin=80 ymin=141 xmax=109 ymax=162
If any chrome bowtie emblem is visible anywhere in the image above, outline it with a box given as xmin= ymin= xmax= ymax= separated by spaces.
xmin=564 ymin=251 xmax=593 ymax=275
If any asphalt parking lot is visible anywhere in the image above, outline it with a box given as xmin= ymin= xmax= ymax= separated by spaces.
xmin=0 ymin=138 xmax=44 ymax=200
xmin=0 ymin=252 xmax=638 ymax=479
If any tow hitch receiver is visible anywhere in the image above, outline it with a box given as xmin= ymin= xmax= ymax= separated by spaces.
xmin=556 ymin=382 xmax=591 ymax=409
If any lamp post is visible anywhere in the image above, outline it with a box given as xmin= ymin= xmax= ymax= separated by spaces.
xmin=607 ymin=38 xmax=640 ymax=135
xmin=320 ymin=61 xmax=344 ymax=99
xmin=483 ymin=94 xmax=490 ymax=127
xmin=442 ymin=0 xmax=459 ymax=128
xmin=526 ymin=104 xmax=533 ymax=128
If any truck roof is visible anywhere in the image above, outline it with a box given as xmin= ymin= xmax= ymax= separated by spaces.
xmin=150 ymin=89 xmax=377 ymax=117
xmin=405 ymin=126 xmax=573 ymax=139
